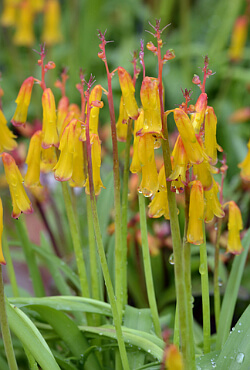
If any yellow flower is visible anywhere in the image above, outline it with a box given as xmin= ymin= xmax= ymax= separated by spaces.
xmin=191 ymin=93 xmax=207 ymax=133
xmin=42 ymin=88 xmax=59 ymax=149
xmin=130 ymin=109 xmax=144 ymax=173
xmin=229 ymin=16 xmax=248 ymax=62
xmin=85 ymin=134 xmax=105 ymax=195
xmin=238 ymin=139 xmax=250 ymax=181
xmin=56 ymin=96 xmax=69 ymax=136
xmin=13 ymin=1 xmax=35 ymax=46
xmin=2 ymin=152 xmax=33 ymax=219
xmin=173 ymin=108 xmax=207 ymax=164
xmin=204 ymin=178 xmax=224 ymax=223
xmin=29 ymin=0 xmax=45 ymax=13
xmin=0 ymin=1 xmax=16 ymax=27
xmin=89 ymin=84 xmax=103 ymax=135
xmin=224 ymin=201 xmax=243 ymax=255
xmin=116 ymin=96 xmax=129 ymax=142
xmin=140 ymin=77 xmax=162 ymax=135
xmin=165 ymin=345 xmax=183 ymax=370
xmin=0 ymin=198 xmax=6 ymax=265
xmin=41 ymin=0 xmax=63 ymax=45
xmin=117 ymin=67 xmax=139 ymax=120
xmin=11 ymin=76 xmax=34 ymax=127
xmin=193 ymin=161 xmax=215 ymax=191
xmin=187 ymin=180 xmax=204 ymax=245
xmin=69 ymin=127 xmax=86 ymax=188
xmin=168 ymin=135 xmax=188 ymax=191
xmin=24 ymin=130 xmax=42 ymax=187
xmin=138 ymin=133 xmax=159 ymax=197
xmin=0 ymin=109 xmax=17 ymax=153
xmin=204 ymin=106 xmax=222 ymax=165
xmin=148 ymin=165 xmax=170 ymax=219
xmin=40 ymin=146 xmax=57 ymax=173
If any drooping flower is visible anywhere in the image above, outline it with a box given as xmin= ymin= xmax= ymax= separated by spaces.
xmin=238 ymin=139 xmax=250 ymax=181
xmin=42 ymin=88 xmax=59 ymax=149
xmin=40 ymin=146 xmax=57 ymax=173
xmin=13 ymin=1 xmax=35 ymax=47
xmin=204 ymin=178 xmax=224 ymax=223
xmin=204 ymin=106 xmax=222 ymax=165
xmin=2 ymin=152 xmax=33 ymax=219
xmin=0 ymin=1 xmax=16 ymax=27
xmin=130 ymin=109 xmax=144 ymax=174
xmin=168 ymin=135 xmax=188 ymax=191
xmin=0 ymin=198 xmax=6 ymax=265
xmin=187 ymin=180 xmax=204 ymax=245
xmin=229 ymin=16 xmax=248 ymax=62
xmin=85 ymin=134 xmax=105 ymax=195
xmin=24 ymin=130 xmax=42 ymax=187
xmin=89 ymin=84 xmax=103 ymax=135
xmin=165 ymin=344 xmax=183 ymax=370
xmin=191 ymin=93 xmax=207 ymax=133
xmin=140 ymin=77 xmax=162 ymax=135
xmin=41 ymin=0 xmax=63 ymax=45
xmin=173 ymin=108 xmax=208 ymax=164
xmin=56 ymin=96 xmax=69 ymax=136
xmin=148 ymin=165 xmax=170 ymax=219
xmin=138 ymin=133 xmax=159 ymax=197
xmin=116 ymin=96 xmax=129 ymax=142
xmin=117 ymin=67 xmax=139 ymax=120
xmin=0 ymin=109 xmax=17 ymax=153
xmin=69 ymin=128 xmax=87 ymax=188
xmin=193 ymin=160 xmax=216 ymax=191
xmin=11 ymin=76 xmax=34 ymax=127
xmin=224 ymin=201 xmax=243 ymax=254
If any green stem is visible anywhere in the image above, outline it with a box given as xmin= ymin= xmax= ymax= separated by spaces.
xmin=2 ymin=231 xmax=19 ymax=297
xmin=138 ymin=192 xmax=162 ymax=338
xmin=199 ymin=225 xmax=211 ymax=354
xmin=15 ymin=217 xmax=45 ymax=297
xmin=173 ymin=302 xmax=180 ymax=348
xmin=121 ymin=119 xmax=133 ymax=308
xmin=214 ymin=218 xmax=222 ymax=332
xmin=61 ymin=182 xmax=90 ymax=299
xmin=0 ymin=266 xmax=18 ymax=370
xmin=24 ymin=346 xmax=38 ymax=370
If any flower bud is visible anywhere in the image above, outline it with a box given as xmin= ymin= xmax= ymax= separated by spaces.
xmin=117 ymin=67 xmax=139 ymax=120
xmin=11 ymin=77 xmax=34 ymax=127
xmin=187 ymin=180 xmax=204 ymax=245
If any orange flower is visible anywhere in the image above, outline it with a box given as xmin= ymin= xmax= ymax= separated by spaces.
xmin=191 ymin=93 xmax=207 ymax=133
xmin=117 ymin=67 xmax=139 ymax=120
xmin=42 ymin=88 xmax=59 ymax=149
xmin=140 ymin=77 xmax=162 ymax=135
xmin=116 ymin=96 xmax=129 ymax=142
xmin=0 ymin=198 xmax=6 ymax=265
xmin=187 ymin=180 xmax=204 ymax=245
xmin=0 ymin=109 xmax=17 ymax=153
xmin=165 ymin=344 xmax=183 ymax=370
xmin=224 ymin=201 xmax=243 ymax=254
xmin=85 ymin=134 xmax=105 ymax=195
xmin=238 ymin=139 xmax=250 ymax=181
xmin=41 ymin=0 xmax=63 ymax=45
xmin=2 ymin=152 xmax=33 ymax=219
xmin=24 ymin=130 xmax=42 ymax=187
xmin=11 ymin=76 xmax=34 ymax=127
xmin=229 ymin=16 xmax=248 ymax=62
xmin=138 ymin=133 xmax=159 ymax=197
xmin=13 ymin=1 xmax=35 ymax=46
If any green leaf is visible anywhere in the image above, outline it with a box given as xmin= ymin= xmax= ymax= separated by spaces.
xmin=216 ymin=228 xmax=250 ymax=349
xmin=28 ymin=305 xmax=101 ymax=370
xmin=6 ymin=302 xmax=60 ymax=370
xmin=216 ymin=305 xmax=250 ymax=369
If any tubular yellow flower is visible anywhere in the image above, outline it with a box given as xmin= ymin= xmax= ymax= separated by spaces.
xmin=30 ymin=0 xmax=45 ymax=13
xmin=229 ymin=16 xmax=248 ymax=62
xmin=42 ymin=88 xmax=59 ymax=149
xmin=0 ymin=198 xmax=6 ymax=265
xmin=24 ymin=130 xmax=42 ymax=187
xmin=116 ymin=96 xmax=129 ymax=142
xmin=193 ymin=161 xmax=214 ymax=191
xmin=40 ymin=146 xmax=57 ymax=173
xmin=56 ymin=96 xmax=69 ymax=136
xmin=89 ymin=84 xmax=103 ymax=135
xmin=173 ymin=108 xmax=208 ymax=164
xmin=11 ymin=76 xmax=34 ymax=127
xmin=2 ymin=152 xmax=33 ymax=219
xmin=148 ymin=165 xmax=170 ymax=219
xmin=165 ymin=344 xmax=183 ymax=370
xmin=138 ymin=133 xmax=159 ymax=197
xmin=117 ymin=67 xmax=139 ymax=120
xmin=0 ymin=1 xmax=16 ymax=27
xmin=140 ymin=77 xmax=162 ymax=135
xmin=13 ymin=1 xmax=35 ymax=46
xmin=204 ymin=106 xmax=222 ymax=165
xmin=204 ymin=178 xmax=224 ymax=223
xmin=60 ymin=111 xmax=77 ymax=139
xmin=69 ymin=126 xmax=86 ymax=188
xmin=191 ymin=93 xmax=207 ymax=133
xmin=187 ymin=180 xmax=204 ymax=245
xmin=238 ymin=139 xmax=250 ymax=181
xmin=168 ymin=135 xmax=188 ymax=189
xmin=85 ymin=134 xmax=105 ymax=195
xmin=41 ymin=0 xmax=63 ymax=45
xmin=130 ymin=109 xmax=144 ymax=173
xmin=224 ymin=201 xmax=243 ymax=255
xmin=0 ymin=109 xmax=17 ymax=153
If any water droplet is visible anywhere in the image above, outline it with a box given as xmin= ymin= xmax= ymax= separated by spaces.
xmin=239 ymin=322 xmax=242 ymax=326
xmin=236 ymin=353 xmax=245 ymax=364
xmin=232 ymin=327 xmax=235 ymax=332
xmin=169 ymin=253 xmax=175 ymax=265
xmin=154 ymin=139 xmax=161 ymax=149
xmin=99 ymin=332 xmax=103 ymax=336
xmin=218 ymin=277 xmax=223 ymax=287
xmin=199 ymin=263 xmax=206 ymax=275
xmin=148 ymin=349 xmax=151 ymax=353
xmin=214 ymin=222 xmax=218 ymax=231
